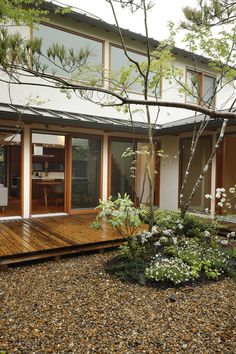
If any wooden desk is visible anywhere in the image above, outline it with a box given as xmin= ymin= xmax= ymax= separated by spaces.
xmin=34 ymin=180 xmax=62 ymax=207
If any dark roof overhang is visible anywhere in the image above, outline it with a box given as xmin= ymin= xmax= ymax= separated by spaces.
xmin=0 ymin=102 xmax=157 ymax=134
xmin=156 ymin=110 xmax=236 ymax=135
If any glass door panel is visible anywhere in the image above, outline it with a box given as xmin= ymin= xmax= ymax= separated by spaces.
xmin=180 ymin=136 xmax=212 ymax=212
xmin=110 ymin=140 xmax=134 ymax=199
xmin=71 ymin=137 xmax=101 ymax=209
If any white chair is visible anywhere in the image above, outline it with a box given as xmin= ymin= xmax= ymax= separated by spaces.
xmin=0 ymin=184 xmax=8 ymax=211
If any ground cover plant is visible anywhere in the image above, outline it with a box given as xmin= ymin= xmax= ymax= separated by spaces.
xmin=95 ymin=195 xmax=235 ymax=286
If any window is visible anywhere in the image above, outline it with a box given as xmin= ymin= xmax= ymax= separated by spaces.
xmin=110 ymin=140 xmax=134 ymax=199
xmin=180 ymin=136 xmax=212 ymax=212
xmin=110 ymin=45 xmax=161 ymax=96
xmin=186 ymin=69 xmax=216 ymax=105
xmin=33 ymin=24 xmax=104 ymax=81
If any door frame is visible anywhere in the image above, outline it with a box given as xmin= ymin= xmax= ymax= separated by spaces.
xmin=66 ymin=133 xmax=103 ymax=215
xmin=108 ymin=137 xmax=160 ymax=205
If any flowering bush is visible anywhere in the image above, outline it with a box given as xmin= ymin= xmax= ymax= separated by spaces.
xmin=119 ymin=209 xmax=232 ymax=285
xmin=166 ymin=238 xmax=229 ymax=279
xmin=153 ymin=209 xmax=220 ymax=238
xmin=205 ymin=185 xmax=236 ymax=212
xmin=146 ymin=256 xmax=193 ymax=285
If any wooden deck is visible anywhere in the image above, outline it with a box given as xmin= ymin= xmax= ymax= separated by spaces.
xmin=0 ymin=215 xmax=129 ymax=267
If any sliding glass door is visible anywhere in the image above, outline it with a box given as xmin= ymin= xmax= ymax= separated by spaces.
xmin=71 ymin=137 xmax=101 ymax=209
xmin=110 ymin=140 xmax=134 ymax=199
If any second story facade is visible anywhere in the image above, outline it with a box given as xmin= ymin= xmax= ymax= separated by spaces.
xmin=1 ymin=2 xmax=234 ymax=124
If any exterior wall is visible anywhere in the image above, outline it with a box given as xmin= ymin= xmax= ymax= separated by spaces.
xmin=0 ymin=14 xmax=234 ymax=126
xmin=159 ymin=135 xmax=179 ymax=211
xmin=1 ymin=12 xmax=235 ymax=219
xmin=1 ymin=117 xmax=236 ymax=219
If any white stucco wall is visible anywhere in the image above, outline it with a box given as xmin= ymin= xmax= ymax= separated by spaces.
xmin=159 ymin=135 xmax=179 ymax=211
xmin=1 ymin=15 xmax=235 ymax=126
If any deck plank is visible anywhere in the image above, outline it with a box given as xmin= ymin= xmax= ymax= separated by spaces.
xmin=0 ymin=215 xmax=128 ymax=264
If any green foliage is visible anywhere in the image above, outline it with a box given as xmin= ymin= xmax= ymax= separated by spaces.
xmin=152 ymin=209 xmax=220 ymax=238
xmin=181 ymin=1 xmax=236 ymax=83
xmin=95 ymin=194 xmax=146 ymax=239
xmin=146 ymin=257 xmax=194 ymax=285
xmin=166 ymin=238 xmax=229 ymax=280
xmin=113 ymin=209 xmax=232 ymax=285
xmin=0 ymin=0 xmax=48 ymax=26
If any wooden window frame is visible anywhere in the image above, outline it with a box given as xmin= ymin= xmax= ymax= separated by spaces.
xmin=109 ymin=43 xmax=162 ymax=98
xmin=108 ymin=137 xmax=160 ymax=205
xmin=185 ymin=68 xmax=216 ymax=106
xmin=66 ymin=133 xmax=103 ymax=215
xmin=178 ymin=135 xmax=212 ymax=211
xmin=31 ymin=22 xmax=105 ymax=86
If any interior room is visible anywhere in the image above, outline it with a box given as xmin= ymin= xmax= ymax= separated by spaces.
xmin=0 ymin=130 xmax=22 ymax=217
xmin=31 ymin=132 xmax=65 ymax=215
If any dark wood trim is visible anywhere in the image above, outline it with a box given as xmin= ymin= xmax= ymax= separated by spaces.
xmin=215 ymin=138 xmax=224 ymax=216
xmin=185 ymin=67 xmax=216 ymax=106
xmin=20 ymin=131 xmax=24 ymax=217
xmin=67 ymin=134 xmax=103 ymax=214
xmin=107 ymin=136 xmax=136 ymax=199
xmin=36 ymin=21 xmax=105 ymax=45
xmin=154 ymin=141 xmax=161 ymax=206
xmin=30 ymin=129 xmax=33 ymax=216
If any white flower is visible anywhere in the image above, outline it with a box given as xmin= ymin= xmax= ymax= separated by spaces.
xmin=229 ymin=187 xmax=236 ymax=194
xmin=204 ymin=230 xmax=211 ymax=237
xmin=221 ymin=198 xmax=226 ymax=203
xmin=216 ymin=193 xmax=221 ymax=199
xmin=162 ymin=229 xmax=173 ymax=236
xmin=205 ymin=208 xmax=209 ymax=213
xmin=227 ymin=231 xmax=236 ymax=238
xmin=172 ymin=237 xmax=178 ymax=245
xmin=205 ymin=194 xmax=212 ymax=199
xmin=217 ymin=188 xmax=225 ymax=192
xmin=218 ymin=202 xmax=223 ymax=207
xmin=178 ymin=224 xmax=183 ymax=230
xmin=220 ymin=239 xmax=228 ymax=246
xmin=160 ymin=236 xmax=168 ymax=243
xmin=151 ymin=226 xmax=158 ymax=234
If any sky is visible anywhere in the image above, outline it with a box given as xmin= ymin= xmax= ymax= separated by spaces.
xmin=52 ymin=0 xmax=198 ymax=49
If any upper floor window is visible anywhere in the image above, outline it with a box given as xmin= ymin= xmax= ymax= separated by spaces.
xmin=186 ymin=69 xmax=216 ymax=106
xmin=110 ymin=45 xmax=161 ymax=96
xmin=33 ymin=24 xmax=104 ymax=81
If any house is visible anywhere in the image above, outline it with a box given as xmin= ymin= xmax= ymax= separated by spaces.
xmin=0 ymin=1 xmax=235 ymax=222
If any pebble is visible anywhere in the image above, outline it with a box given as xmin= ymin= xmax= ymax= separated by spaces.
xmin=0 ymin=251 xmax=235 ymax=353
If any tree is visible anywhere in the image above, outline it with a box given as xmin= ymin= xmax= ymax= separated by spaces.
xmin=0 ymin=0 xmax=235 ymax=225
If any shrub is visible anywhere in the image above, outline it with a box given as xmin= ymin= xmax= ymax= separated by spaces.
xmin=146 ymin=256 xmax=194 ymax=284
xmin=166 ymin=238 xmax=229 ymax=279
xmin=153 ymin=209 xmax=220 ymax=238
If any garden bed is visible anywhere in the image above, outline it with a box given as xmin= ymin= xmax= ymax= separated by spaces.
xmin=0 ymin=251 xmax=235 ymax=353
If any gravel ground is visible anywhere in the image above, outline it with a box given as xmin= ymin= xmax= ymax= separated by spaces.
xmin=0 ymin=251 xmax=235 ymax=354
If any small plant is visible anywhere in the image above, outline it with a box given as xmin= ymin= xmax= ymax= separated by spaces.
xmin=166 ymin=237 xmax=230 ymax=279
xmin=92 ymin=194 xmax=148 ymax=262
xmin=146 ymin=256 xmax=194 ymax=285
